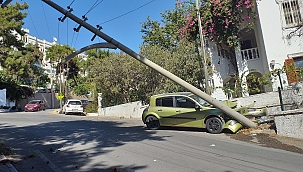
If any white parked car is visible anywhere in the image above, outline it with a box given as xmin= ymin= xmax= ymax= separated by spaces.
xmin=62 ymin=99 xmax=84 ymax=115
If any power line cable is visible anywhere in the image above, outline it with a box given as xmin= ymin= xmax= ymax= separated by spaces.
xmin=98 ymin=0 xmax=156 ymax=25
xmin=68 ymin=0 xmax=76 ymax=8
xmin=73 ymin=31 xmax=80 ymax=48
xmin=40 ymin=1 xmax=52 ymax=41
xmin=71 ymin=24 xmax=78 ymax=47
xmin=25 ymin=7 xmax=40 ymax=38
xmin=84 ymin=0 xmax=104 ymax=16
xmin=67 ymin=18 xmax=69 ymax=45
xmin=57 ymin=20 xmax=60 ymax=44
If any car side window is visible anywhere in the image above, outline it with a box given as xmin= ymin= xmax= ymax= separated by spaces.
xmin=176 ymin=96 xmax=196 ymax=108
xmin=156 ymin=97 xmax=173 ymax=107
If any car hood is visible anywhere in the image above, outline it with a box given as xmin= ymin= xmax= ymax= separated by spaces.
xmin=220 ymin=100 xmax=237 ymax=108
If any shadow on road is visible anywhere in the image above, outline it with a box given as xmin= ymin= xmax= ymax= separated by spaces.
xmin=0 ymin=117 xmax=168 ymax=171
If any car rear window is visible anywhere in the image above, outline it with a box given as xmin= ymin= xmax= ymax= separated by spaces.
xmin=156 ymin=97 xmax=173 ymax=107
xmin=69 ymin=101 xmax=81 ymax=105
xmin=28 ymin=101 xmax=40 ymax=104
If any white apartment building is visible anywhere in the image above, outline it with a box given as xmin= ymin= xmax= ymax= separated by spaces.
xmin=210 ymin=0 xmax=303 ymax=100
xmin=22 ymin=28 xmax=57 ymax=76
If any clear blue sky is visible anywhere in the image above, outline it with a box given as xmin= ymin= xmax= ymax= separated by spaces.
xmin=14 ymin=0 xmax=176 ymax=53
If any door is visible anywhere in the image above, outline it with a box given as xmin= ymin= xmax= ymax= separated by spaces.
xmin=154 ymin=96 xmax=177 ymax=126
xmin=175 ymin=96 xmax=205 ymax=128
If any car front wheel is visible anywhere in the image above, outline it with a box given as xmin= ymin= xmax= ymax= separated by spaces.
xmin=145 ymin=116 xmax=160 ymax=130
xmin=206 ymin=117 xmax=224 ymax=134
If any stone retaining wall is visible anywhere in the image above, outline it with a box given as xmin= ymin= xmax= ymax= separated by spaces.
xmin=273 ymin=109 xmax=303 ymax=139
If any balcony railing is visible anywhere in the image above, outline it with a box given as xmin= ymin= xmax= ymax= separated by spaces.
xmin=241 ymin=48 xmax=259 ymax=60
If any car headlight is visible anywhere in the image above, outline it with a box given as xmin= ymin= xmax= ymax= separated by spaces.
xmin=229 ymin=120 xmax=237 ymax=126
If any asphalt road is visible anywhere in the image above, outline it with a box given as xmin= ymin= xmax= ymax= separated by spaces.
xmin=0 ymin=110 xmax=302 ymax=172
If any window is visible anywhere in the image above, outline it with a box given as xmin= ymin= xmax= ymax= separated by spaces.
xmin=281 ymin=0 xmax=302 ymax=27
xmin=293 ymin=56 xmax=303 ymax=69
xmin=156 ymin=97 xmax=173 ymax=107
xmin=176 ymin=96 xmax=196 ymax=108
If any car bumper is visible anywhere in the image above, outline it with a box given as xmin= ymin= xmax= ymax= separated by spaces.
xmin=65 ymin=108 xmax=84 ymax=113
xmin=224 ymin=120 xmax=243 ymax=133
xmin=25 ymin=108 xmax=38 ymax=111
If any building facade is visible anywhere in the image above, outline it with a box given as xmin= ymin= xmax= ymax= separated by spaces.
xmin=210 ymin=0 xmax=303 ymax=100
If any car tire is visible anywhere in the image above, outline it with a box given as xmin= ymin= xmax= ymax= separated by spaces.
xmin=145 ymin=116 xmax=160 ymax=130
xmin=206 ymin=117 xmax=224 ymax=134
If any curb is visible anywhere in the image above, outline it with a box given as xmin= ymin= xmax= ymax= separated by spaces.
xmin=1 ymin=154 xmax=18 ymax=172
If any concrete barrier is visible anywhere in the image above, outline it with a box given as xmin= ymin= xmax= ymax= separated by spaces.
xmin=273 ymin=109 xmax=303 ymax=139
xmin=98 ymin=101 xmax=148 ymax=118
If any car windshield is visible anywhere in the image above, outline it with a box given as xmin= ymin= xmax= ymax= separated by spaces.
xmin=68 ymin=101 xmax=81 ymax=105
xmin=189 ymin=94 xmax=211 ymax=107
xmin=28 ymin=101 xmax=39 ymax=104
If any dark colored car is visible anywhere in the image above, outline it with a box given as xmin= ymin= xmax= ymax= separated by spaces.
xmin=80 ymin=100 xmax=93 ymax=109
xmin=24 ymin=100 xmax=45 ymax=112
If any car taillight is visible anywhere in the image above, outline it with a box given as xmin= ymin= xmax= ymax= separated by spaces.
xmin=80 ymin=105 xmax=83 ymax=108
xmin=67 ymin=105 xmax=70 ymax=107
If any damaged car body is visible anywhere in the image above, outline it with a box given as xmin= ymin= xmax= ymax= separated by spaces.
xmin=142 ymin=92 xmax=270 ymax=134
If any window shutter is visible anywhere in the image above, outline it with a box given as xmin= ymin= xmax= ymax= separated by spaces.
xmin=285 ymin=58 xmax=298 ymax=84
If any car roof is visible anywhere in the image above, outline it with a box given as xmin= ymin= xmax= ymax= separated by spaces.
xmin=67 ymin=99 xmax=81 ymax=101
xmin=152 ymin=92 xmax=193 ymax=97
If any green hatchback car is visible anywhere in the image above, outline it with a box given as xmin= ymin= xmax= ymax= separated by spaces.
xmin=142 ymin=92 xmax=268 ymax=134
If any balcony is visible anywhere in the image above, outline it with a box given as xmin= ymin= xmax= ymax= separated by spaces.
xmin=241 ymin=48 xmax=259 ymax=60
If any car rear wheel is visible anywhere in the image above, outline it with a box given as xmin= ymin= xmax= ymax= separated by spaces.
xmin=145 ymin=116 xmax=160 ymax=130
xmin=206 ymin=117 xmax=224 ymax=134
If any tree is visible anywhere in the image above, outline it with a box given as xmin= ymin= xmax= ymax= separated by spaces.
xmin=0 ymin=2 xmax=28 ymax=59
xmin=0 ymin=2 xmax=47 ymax=86
xmin=140 ymin=1 xmax=210 ymax=93
xmin=178 ymin=0 xmax=257 ymax=48
xmin=45 ymin=44 xmax=75 ymax=98
xmin=140 ymin=1 xmax=193 ymax=49
xmin=0 ymin=71 xmax=34 ymax=101
xmin=2 ymin=43 xmax=44 ymax=84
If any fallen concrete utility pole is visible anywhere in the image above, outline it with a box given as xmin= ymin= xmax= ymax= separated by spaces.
xmin=62 ymin=43 xmax=117 ymax=63
xmin=42 ymin=0 xmax=256 ymax=128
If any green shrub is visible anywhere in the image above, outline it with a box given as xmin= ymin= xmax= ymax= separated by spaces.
xmin=85 ymin=103 xmax=98 ymax=113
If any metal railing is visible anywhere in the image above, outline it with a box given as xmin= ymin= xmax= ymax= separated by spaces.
xmin=241 ymin=48 xmax=259 ymax=60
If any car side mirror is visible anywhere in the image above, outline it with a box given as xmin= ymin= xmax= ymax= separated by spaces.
xmin=195 ymin=104 xmax=201 ymax=111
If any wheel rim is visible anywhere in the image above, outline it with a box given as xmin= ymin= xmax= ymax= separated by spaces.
xmin=208 ymin=118 xmax=220 ymax=132
xmin=147 ymin=117 xmax=159 ymax=129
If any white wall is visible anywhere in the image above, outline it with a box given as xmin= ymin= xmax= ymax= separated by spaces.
xmin=256 ymin=0 xmax=303 ymax=90
xmin=0 ymin=89 xmax=6 ymax=106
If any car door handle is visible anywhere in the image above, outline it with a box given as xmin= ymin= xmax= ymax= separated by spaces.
xmin=176 ymin=110 xmax=180 ymax=112
xmin=158 ymin=109 xmax=162 ymax=112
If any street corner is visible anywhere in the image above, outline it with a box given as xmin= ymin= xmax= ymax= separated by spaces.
xmin=49 ymin=109 xmax=61 ymax=115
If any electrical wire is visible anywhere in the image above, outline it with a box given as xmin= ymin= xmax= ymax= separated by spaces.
xmin=25 ymin=7 xmax=40 ymax=38
xmin=68 ymin=0 xmax=76 ymax=7
xmin=98 ymin=0 xmax=156 ymax=25
xmin=84 ymin=0 xmax=104 ymax=16
xmin=57 ymin=20 xmax=60 ymax=44
xmin=40 ymin=1 xmax=52 ymax=41
xmin=70 ymin=24 xmax=78 ymax=47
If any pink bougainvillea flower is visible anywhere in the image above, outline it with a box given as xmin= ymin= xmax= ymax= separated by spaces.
xmin=245 ymin=16 xmax=251 ymax=21
xmin=225 ymin=25 xmax=228 ymax=28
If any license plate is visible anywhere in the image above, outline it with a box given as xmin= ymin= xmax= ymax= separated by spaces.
xmin=72 ymin=109 xmax=78 ymax=112
xmin=28 ymin=108 xmax=32 ymax=110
